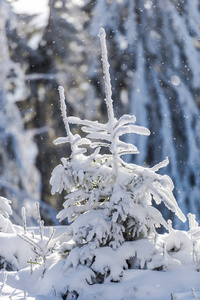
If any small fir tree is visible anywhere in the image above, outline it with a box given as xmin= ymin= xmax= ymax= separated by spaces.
xmin=50 ymin=28 xmax=186 ymax=282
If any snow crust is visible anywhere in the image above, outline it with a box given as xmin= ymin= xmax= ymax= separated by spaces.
xmin=0 ymin=224 xmax=200 ymax=299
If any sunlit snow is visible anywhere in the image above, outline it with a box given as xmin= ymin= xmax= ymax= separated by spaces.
xmin=8 ymin=0 xmax=49 ymax=15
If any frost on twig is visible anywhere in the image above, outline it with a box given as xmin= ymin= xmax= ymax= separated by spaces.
xmin=36 ymin=202 xmax=44 ymax=241
xmin=98 ymin=28 xmax=115 ymax=124
xmin=58 ymin=86 xmax=74 ymax=147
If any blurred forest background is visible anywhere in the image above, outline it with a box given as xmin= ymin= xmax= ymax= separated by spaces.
xmin=1 ymin=0 xmax=200 ymax=227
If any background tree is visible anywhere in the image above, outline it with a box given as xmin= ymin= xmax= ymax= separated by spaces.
xmin=8 ymin=0 xmax=92 ymax=213
xmin=0 ymin=0 xmax=42 ymax=225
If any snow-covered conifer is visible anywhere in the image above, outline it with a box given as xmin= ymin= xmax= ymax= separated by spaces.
xmin=50 ymin=28 xmax=187 ymax=284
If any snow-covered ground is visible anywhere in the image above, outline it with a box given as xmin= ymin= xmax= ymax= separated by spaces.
xmin=1 ymin=271 xmax=200 ymax=300
xmin=0 ymin=222 xmax=199 ymax=300
xmin=1 ymin=255 xmax=200 ymax=299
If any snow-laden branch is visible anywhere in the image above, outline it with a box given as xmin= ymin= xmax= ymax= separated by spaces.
xmin=151 ymin=157 xmax=169 ymax=172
